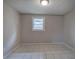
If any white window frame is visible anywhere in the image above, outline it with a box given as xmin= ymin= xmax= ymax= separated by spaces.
xmin=32 ymin=16 xmax=45 ymax=31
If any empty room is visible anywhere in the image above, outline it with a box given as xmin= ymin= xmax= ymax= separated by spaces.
xmin=3 ymin=0 xmax=75 ymax=59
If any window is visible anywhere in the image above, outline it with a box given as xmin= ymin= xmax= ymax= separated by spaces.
xmin=32 ymin=16 xmax=45 ymax=31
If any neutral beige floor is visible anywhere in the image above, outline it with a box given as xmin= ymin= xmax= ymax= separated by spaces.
xmin=7 ymin=44 xmax=75 ymax=59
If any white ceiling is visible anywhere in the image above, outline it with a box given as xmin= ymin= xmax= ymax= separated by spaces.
xmin=4 ymin=0 xmax=75 ymax=15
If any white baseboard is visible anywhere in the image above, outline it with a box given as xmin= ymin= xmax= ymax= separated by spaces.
xmin=22 ymin=43 xmax=75 ymax=52
xmin=64 ymin=43 xmax=75 ymax=51
xmin=22 ymin=42 xmax=64 ymax=46
xmin=3 ymin=44 xmax=20 ymax=59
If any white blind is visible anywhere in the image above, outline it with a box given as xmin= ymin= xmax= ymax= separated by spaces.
xmin=32 ymin=17 xmax=44 ymax=31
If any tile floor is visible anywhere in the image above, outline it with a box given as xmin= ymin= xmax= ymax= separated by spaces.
xmin=6 ymin=44 xmax=75 ymax=59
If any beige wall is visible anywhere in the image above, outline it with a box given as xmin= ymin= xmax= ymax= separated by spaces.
xmin=3 ymin=2 xmax=21 ymax=57
xmin=64 ymin=10 xmax=75 ymax=48
xmin=21 ymin=15 xmax=64 ymax=43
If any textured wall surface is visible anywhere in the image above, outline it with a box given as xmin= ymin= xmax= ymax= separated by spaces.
xmin=3 ymin=2 xmax=21 ymax=57
xmin=21 ymin=15 xmax=64 ymax=43
xmin=64 ymin=10 xmax=75 ymax=48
